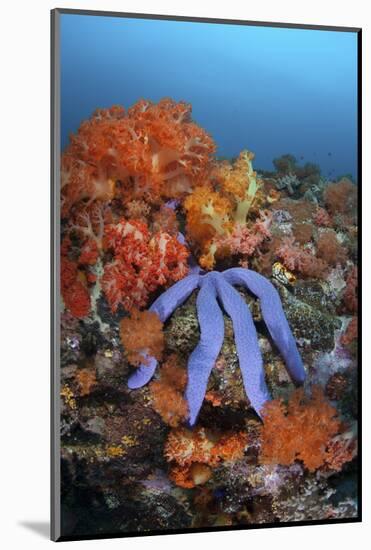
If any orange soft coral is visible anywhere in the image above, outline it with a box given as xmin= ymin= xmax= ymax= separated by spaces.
xmin=169 ymin=463 xmax=212 ymax=489
xmin=75 ymin=368 xmax=97 ymax=396
xmin=184 ymin=185 xmax=232 ymax=246
xmin=165 ymin=425 xmax=248 ymax=489
xmin=120 ymin=308 xmax=164 ymax=366
xmin=165 ymin=427 xmax=248 ymax=467
xmin=68 ymin=203 xmax=109 ymax=262
xmin=149 ymin=355 xmax=188 ymax=427
xmin=214 ymin=150 xmax=264 ymax=223
xmin=61 ymin=99 xmax=215 ymax=215
xmin=260 ymin=386 xmax=341 ymax=472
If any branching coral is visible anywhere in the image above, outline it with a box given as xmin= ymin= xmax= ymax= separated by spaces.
xmin=276 ymin=173 xmax=301 ymax=195
xmin=214 ymin=212 xmax=272 ymax=261
xmin=127 ymin=268 xmax=305 ymax=426
xmin=120 ymin=308 xmax=164 ymax=366
xmin=292 ymin=223 xmax=313 ymax=245
xmin=61 ymin=98 xmax=215 ymax=215
xmin=260 ymin=386 xmax=342 ymax=472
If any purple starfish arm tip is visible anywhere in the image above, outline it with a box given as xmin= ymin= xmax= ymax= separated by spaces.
xmin=223 ymin=268 xmax=306 ymax=384
xmin=214 ymin=273 xmax=271 ymax=416
xmin=127 ymin=274 xmax=201 ymax=389
xmin=185 ymin=276 xmax=225 ymax=426
xmin=127 ymin=355 xmax=158 ymax=389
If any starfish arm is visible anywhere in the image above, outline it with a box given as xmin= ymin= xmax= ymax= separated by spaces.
xmin=213 ymin=273 xmax=271 ymax=416
xmin=185 ymin=276 xmax=225 ymax=426
xmin=149 ymin=273 xmax=201 ymax=321
xmin=128 ymin=274 xmax=201 ymax=389
xmin=223 ymin=268 xmax=305 ymax=384
xmin=127 ymin=355 xmax=158 ymax=389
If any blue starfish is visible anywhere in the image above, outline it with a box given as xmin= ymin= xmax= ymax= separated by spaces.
xmin=128 ymin=268 xmax=305 ymax=426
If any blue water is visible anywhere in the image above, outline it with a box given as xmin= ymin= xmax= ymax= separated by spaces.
xmin=60 ymin=14 xmax=358 ymax=179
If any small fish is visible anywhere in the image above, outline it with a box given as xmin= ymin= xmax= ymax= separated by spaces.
xmin=272 ymin=262 xmax=296 ymax=285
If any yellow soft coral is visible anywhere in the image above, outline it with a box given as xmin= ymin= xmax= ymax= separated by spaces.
xmin=184 ymin=150 xmax=265 ymax=270
xmin=215 ymin=150 xmax=263 ymax=224
xmin=185 ymin=186 xmax=231 ymax=239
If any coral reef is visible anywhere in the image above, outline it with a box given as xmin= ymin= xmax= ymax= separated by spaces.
xmin=59 ymin=99 xmax=359 ymax=537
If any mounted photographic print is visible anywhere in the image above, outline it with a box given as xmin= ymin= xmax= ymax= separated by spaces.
xmin=51 ymin=8 xmax=361 ymax=542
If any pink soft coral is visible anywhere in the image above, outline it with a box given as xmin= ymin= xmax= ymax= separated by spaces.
xmin=215 ymin=211 xmax=272 ymax=260
xmin=276 ymin=237 xmax=328 ymax=278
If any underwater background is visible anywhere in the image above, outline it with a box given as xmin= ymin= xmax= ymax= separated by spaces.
xmin=60 ymin=14 xmax=358 ymax=180
xmin=59 ymin=12 xmax=359 ymax=540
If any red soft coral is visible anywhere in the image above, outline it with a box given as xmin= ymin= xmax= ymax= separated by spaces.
xmin=61 ymin=99 xmax=215 ymax=215
xmin=61 ymin=242 xmax=91 ymax=319
xmin=102 ymin=218 xmax=189 ymax=312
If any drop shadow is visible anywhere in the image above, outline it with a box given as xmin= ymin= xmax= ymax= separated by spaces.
xmin=18 ymin=521 xmax=50 ymax=539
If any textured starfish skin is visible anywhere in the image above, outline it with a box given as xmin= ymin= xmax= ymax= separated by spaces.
xmin=127 ymin=268 xmax=305 ymax=426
